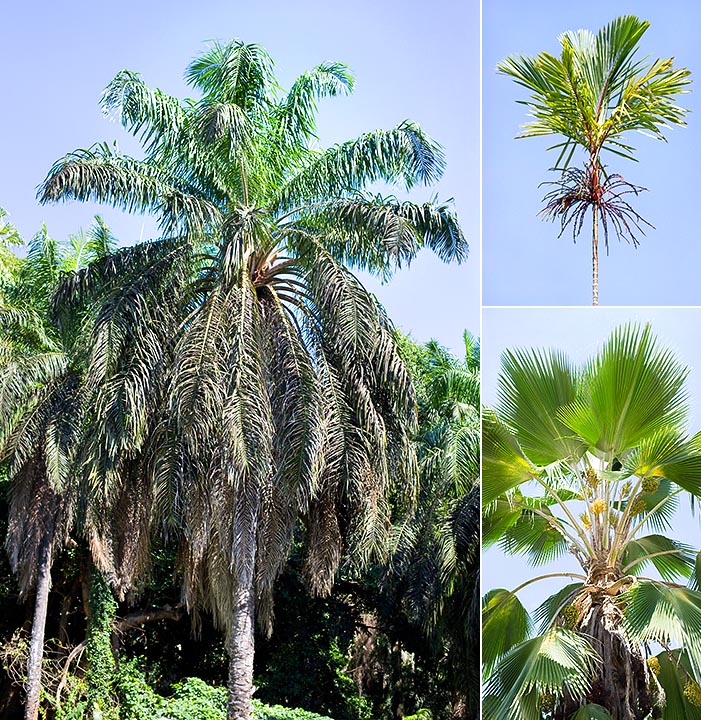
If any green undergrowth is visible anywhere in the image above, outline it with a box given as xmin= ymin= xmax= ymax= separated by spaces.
xmin=117 ymin=660 xmax=335 ymax=720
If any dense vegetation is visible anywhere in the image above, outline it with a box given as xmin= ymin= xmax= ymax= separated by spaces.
xmin=0 ymin=38 xmax=477 ymax=720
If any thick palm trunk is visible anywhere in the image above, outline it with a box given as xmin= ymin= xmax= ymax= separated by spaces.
xmin=24 ymin=531 xmax=53 ymax=720
xmin=592 ymin=204 xmax=599 ymax=306
xmin=556 ymin=572 xmax=655 ymax=720
xmin=227 ymin=576 xmax=257 ymax=720
xmin=579 ymin=598 xmax=653 ymax=720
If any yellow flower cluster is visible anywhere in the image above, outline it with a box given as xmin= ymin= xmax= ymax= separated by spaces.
xmin=591 ymin=498 xmax=607 ymax=515
xmin=585 ymin=466 xmax=600 ymax=488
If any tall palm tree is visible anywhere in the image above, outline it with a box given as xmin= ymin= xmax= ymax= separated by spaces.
xmin=39 ymin=41 xmax=467 ymax=720
xmin=498 ymin=15 xmax=690 ymax=305
xmin=0 ymin=220 xmax=116 ymax=720
xmin=483 ymin=323 xmax=701 ymax=720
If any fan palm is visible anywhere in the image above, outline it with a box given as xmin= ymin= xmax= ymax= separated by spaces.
xmin=39 ymin=40 xmax=467 ymax=720
xmin=483 ymin=323 xmax=701 ymax=720
xmin=498 ymin=15 xmax=690 ymax=305
xmin=0 ymin=220 xmax=116 ymax=720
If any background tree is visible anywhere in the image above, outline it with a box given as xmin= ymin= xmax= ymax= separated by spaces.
xmin=39 ymin=40 xmax=467 ymax=720
xmin=483 ymin=323 xmax=701 ymax=720
xmin=498 ymin=15 xmax=690 ymax=305
xmin=0 ymin=218 xmax=116 ymax=720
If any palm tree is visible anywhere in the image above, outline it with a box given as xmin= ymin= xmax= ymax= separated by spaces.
xmin=371 ymin=332 xmax=480 ymax=719
xmin=498 ymin=15 xmax=690 ymax=305
xmin=39 ymin=40 xmax=467 ymax=720
xmin=399 ymin=332 xmax=480 ymax=718
xmin=0 ymin=220 xmax=116 ymax=720
xmin=483 ymin=323 xmax=701 ymax=720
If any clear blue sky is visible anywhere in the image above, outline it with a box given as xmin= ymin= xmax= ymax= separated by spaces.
xmin=483 ymin=307 xmax=701 ymax=611
xmin=0 ymin=0 xmax=479 ymax=353
xmin=484 ymin=1 xmax=701 ymax=307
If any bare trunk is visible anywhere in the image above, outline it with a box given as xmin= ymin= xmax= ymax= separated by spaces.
xmin=227 ymin=577 xmax=256 ymax=720
xmin=24 ymin=531 xmax=53 ymax=720
xmin=592 ymin=204 xmax=599 ymax=306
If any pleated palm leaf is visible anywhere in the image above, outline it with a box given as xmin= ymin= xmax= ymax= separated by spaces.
xmin=388 ymin=332 xmax=480 ymax=718
xmin=39 ymin=40 xmax=467 ymax=720
xmin=498 ymin=15 xmax=690 ymax=305
xmin=0 ymin=220 xmax=116 ymax=720
xmin=483 ymin=323 xmax=701 ymax=720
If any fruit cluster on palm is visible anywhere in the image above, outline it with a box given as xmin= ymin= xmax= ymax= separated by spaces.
xmin=483 ymin=324 xmax=701 ymax=720
xmin=0 ymin=40 xmax=467 ymax=720
xmin=498 ymin=15 xmax=691 ymax=305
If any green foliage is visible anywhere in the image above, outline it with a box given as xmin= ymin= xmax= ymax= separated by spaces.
xmin=85 ymin=570 xmax=118 ymax=716
xmin=483 ymin=323 xmax=701 ymax=718
xmin=116 ymin=659 xmax=336 ymax=720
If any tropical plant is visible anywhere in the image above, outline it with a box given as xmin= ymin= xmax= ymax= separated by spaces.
xmin=498 ymin=15 xmax=691 ymax=305
xmin=0 ymin=208 xmax=22 ymax=288
xmin=39 ymin=40 xmax=467 ymax=720
xmin=362 ymin=332 xmax=480 ymax=720
xmin=483 ymin=323 xmax=701 ymax=720
xmin=0 ymin=219 xmax=116 ymax=720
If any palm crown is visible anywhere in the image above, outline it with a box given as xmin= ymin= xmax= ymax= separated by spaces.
xmin=37 ymin=40 xmax=467 ymax=720
xmin=498 ymin=16 xmax=691 ymax=305
xmin=483 ymin=324 xmax=701 ymax=720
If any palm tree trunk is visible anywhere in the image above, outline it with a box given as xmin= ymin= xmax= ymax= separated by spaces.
xmin=24 ymin=530 xmax=53 ymax=720
xmin=556 ymin=593 xmax=654 ymax=720
xmin=592 ymin=204 xmax=599 ymax=306
xmin=227 ymin=541 xmax=257 ymax=720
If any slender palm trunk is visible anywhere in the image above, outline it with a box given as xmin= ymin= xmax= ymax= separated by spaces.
xmin=592 ymin=204 xmax=599 ymax=306
xmin=227 ymin=540 xmax=257 ymax=720
xmin=24 ymin=530 xmax=53 ymax=720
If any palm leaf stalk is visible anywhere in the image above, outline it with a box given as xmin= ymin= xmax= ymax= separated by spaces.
xmin=39 ymin=40 xmax=467 ymax=720
xmin=498 ymin=15 xmax=690 ymax=305
xmin=483 ymin=323 xmax=701 ymax=720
